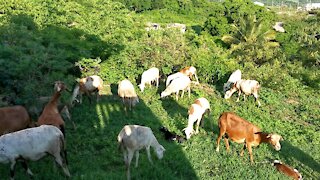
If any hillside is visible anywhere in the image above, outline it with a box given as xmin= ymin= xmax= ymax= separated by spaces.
xmin=0 ymin=0 xmax=319 ymax=179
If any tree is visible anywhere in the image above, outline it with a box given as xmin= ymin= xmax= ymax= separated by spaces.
xmin=221 ymin=15 xmax=280 ymax=65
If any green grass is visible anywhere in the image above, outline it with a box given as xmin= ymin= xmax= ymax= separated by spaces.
xmin=1 ymin=81 xmax=319 ymax=179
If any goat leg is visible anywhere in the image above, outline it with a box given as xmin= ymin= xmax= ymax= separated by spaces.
xmin=135 ymin=151 xmax=139 ymax=168
xmin=21 ymin=159 xmax=34 ymax=177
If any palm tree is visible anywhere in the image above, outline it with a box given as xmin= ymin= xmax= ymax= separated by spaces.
xmin=221 ymin=15 xmax=280 ymax=65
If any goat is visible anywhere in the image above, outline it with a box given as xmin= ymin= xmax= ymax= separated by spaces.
xmin=71 ymin=75 xmax=103 ymax=105
xmin=159 ymin=126 xmax=186 ymax=143
xmin=194 ymin=97 xmax=211 ymax=127
xmin=118 ymin=125 xmax=165 ymax=180
xmin=166 ymin=23 xmax=186 ymax=33
xmin=29 ymin=95 xmax=75 ymax=129
xmin=161 ymin=75 xmax=191 ymax=100
xmin=138 ymin=67 xmax=159 ymax=92
xmin=165 ymin=72 xmax=185 ymax=87
xmin=223 ymin=69 xmax=242 ymax=92
xmin=179 ymin=66 xmax=199 ymax=84
xmin=37 ymin=81 xmax=67 ymax=136
xmin=0 ymin=105 xmax=32 ymax=135
xmin=184 ymin=103 xmax=206 ymax=139
xmin=0 ymin=125 xmax=71 ymax=179
xmin=216 ymin=112 xmax=283 ymax=164
xmin=118 ymin=79 xmax=139 ymax=114
xmin=224 ymin=79 xmax=261 ymax=107
xmin=272 ymin=160 xmax=302 ymax=180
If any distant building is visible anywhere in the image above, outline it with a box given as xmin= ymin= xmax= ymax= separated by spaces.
xmin=305 ymin=3 xmax=320 ymax=11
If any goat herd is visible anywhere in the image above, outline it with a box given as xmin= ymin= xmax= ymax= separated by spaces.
xmin=0 ymin=67 xmax=302 ymax=180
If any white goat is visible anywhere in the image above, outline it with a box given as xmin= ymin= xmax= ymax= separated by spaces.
xmin=138 ymin=67 xmax=159 ymax=92
xmin=0 ymin=125 xmax=71 ymax=179
xmin=165 ymin=72 xmax=185 ymax=87
xmin=224 ymin=79 xmax=261 ymax=107
xmin=223 ymin=69 xmax=242 ymax=92
xmin=180 ymin=66 xmax=199 ymax=84
xmin=161 ymin=75 xmax=191 ymax=100
xmin=71 ymin=75 xmax=103 ymax=105
xmin=184 ymin=103 xmax=206 ymax=139
xmin=118 ymin=125 xmax=165 ymax=180
xmin=194 ymin=97 xmax=210 ymax=113
xmin=118 ymin=79 xmax=139 ymax=113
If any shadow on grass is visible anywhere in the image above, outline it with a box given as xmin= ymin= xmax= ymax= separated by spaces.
xmin=67 ymin=89 xmax=198 ymax=179
xmin=279 ymin=141 xmax=320 ymax=179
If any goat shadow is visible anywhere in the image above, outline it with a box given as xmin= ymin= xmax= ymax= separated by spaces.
xmin=279 ymin=141 xmax=320 ymax=179
xmin=68 ymin=84 xmax=198 ymax=179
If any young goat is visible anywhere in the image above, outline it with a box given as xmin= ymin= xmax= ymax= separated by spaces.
xmin=216 ymin=112 xmax=283 ymax=164
xmin=0 ymin=125 xmax=71 ymax=179
xmin=0 ymin=105 xmax=32 ymax=135
xmin=272 ymin=160 xmax=302 ymax=180
xmin=138 ymin=67 xmax=159 ymax=92
xmin=118 ymin=125 xmax=165 ymax=180
xmin=184 ymin=103 xmax=206 ymax=139
xmin=37 ymin=81 xmax=68 ymax=136
xmin=118 ymin=79 xmax=139 ymax=114
xmin=161 ymin=75 xmax=191 ymax=100
xmin=223 ymin=69 xmax=242 ymax=92
xmin=71 ymin=75 xmax=103 ymax=105
xmin=159 ymin=126 xmax=186 ymax=143
xmin=224 ymin=79 xmax=261 ymax=107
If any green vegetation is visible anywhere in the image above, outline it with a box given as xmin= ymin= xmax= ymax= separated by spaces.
xmin=0 ymin=0 xmax=319 ymax=179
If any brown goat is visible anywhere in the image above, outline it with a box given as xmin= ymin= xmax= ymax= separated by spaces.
xmin=273 ymin=160 xmax=302 ymax=180
xmin=216 ymin=112 xmax=282 ymax=164
xmin=179 ymin=66 xmax=199 ymax=84
xmin=0 ymin=105 xmax=31 ymax=135
xmin=37 ymin=81 xmax=67 ymax=136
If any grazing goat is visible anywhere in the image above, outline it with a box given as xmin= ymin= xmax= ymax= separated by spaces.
xmin=184 ymin=103 xmax=206 ymax=139
xmin=71 ymin=75 xmax=103 ymax=105
xmin=216 ymin=112 xmax=282 ymax=164
xmin=223 ymin=69 xmax=242 ymax=92
xmin=0 ymin=105 xmax=32 ymax=135
xmin=0 ymin=125 xmax=71 ymax=179
xmin=224 ymin=79 xmax=261 ymax=107
xmin=193 ymin=97 xmax=211 ymax=127
xmin=138 ymin=67 xmax=159 ymax=92
xmin=37 ymin=81 xmax=67 ymax=136
xmin=159 ymin=126 xmax=186 ymax=143
xmin=165 ymin=72 xmax=185 ymax=87
xmin=161 ymin=75 xmax=191 ymax=100
xmin=118 ymin=125 xmax=165 ymax=180
xmin=118 ymin=79 xmax=139 ymax=113
xmin=272 ymin=160 xmax=302 ymax=180
xmin=180 ymin=66 xmax=199 ymax=84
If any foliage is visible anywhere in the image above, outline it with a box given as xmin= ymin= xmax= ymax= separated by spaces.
xmin=0 ymin=0 xmax=134 ymax=105
xmin=0 ymin=1 xmax=319 ymax=179
xmin=221 ymin=15 xmax=280 ymax=66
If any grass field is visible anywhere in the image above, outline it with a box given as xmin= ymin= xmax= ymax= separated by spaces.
xmin=1 ymin=80 xmax=319 ymax=180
